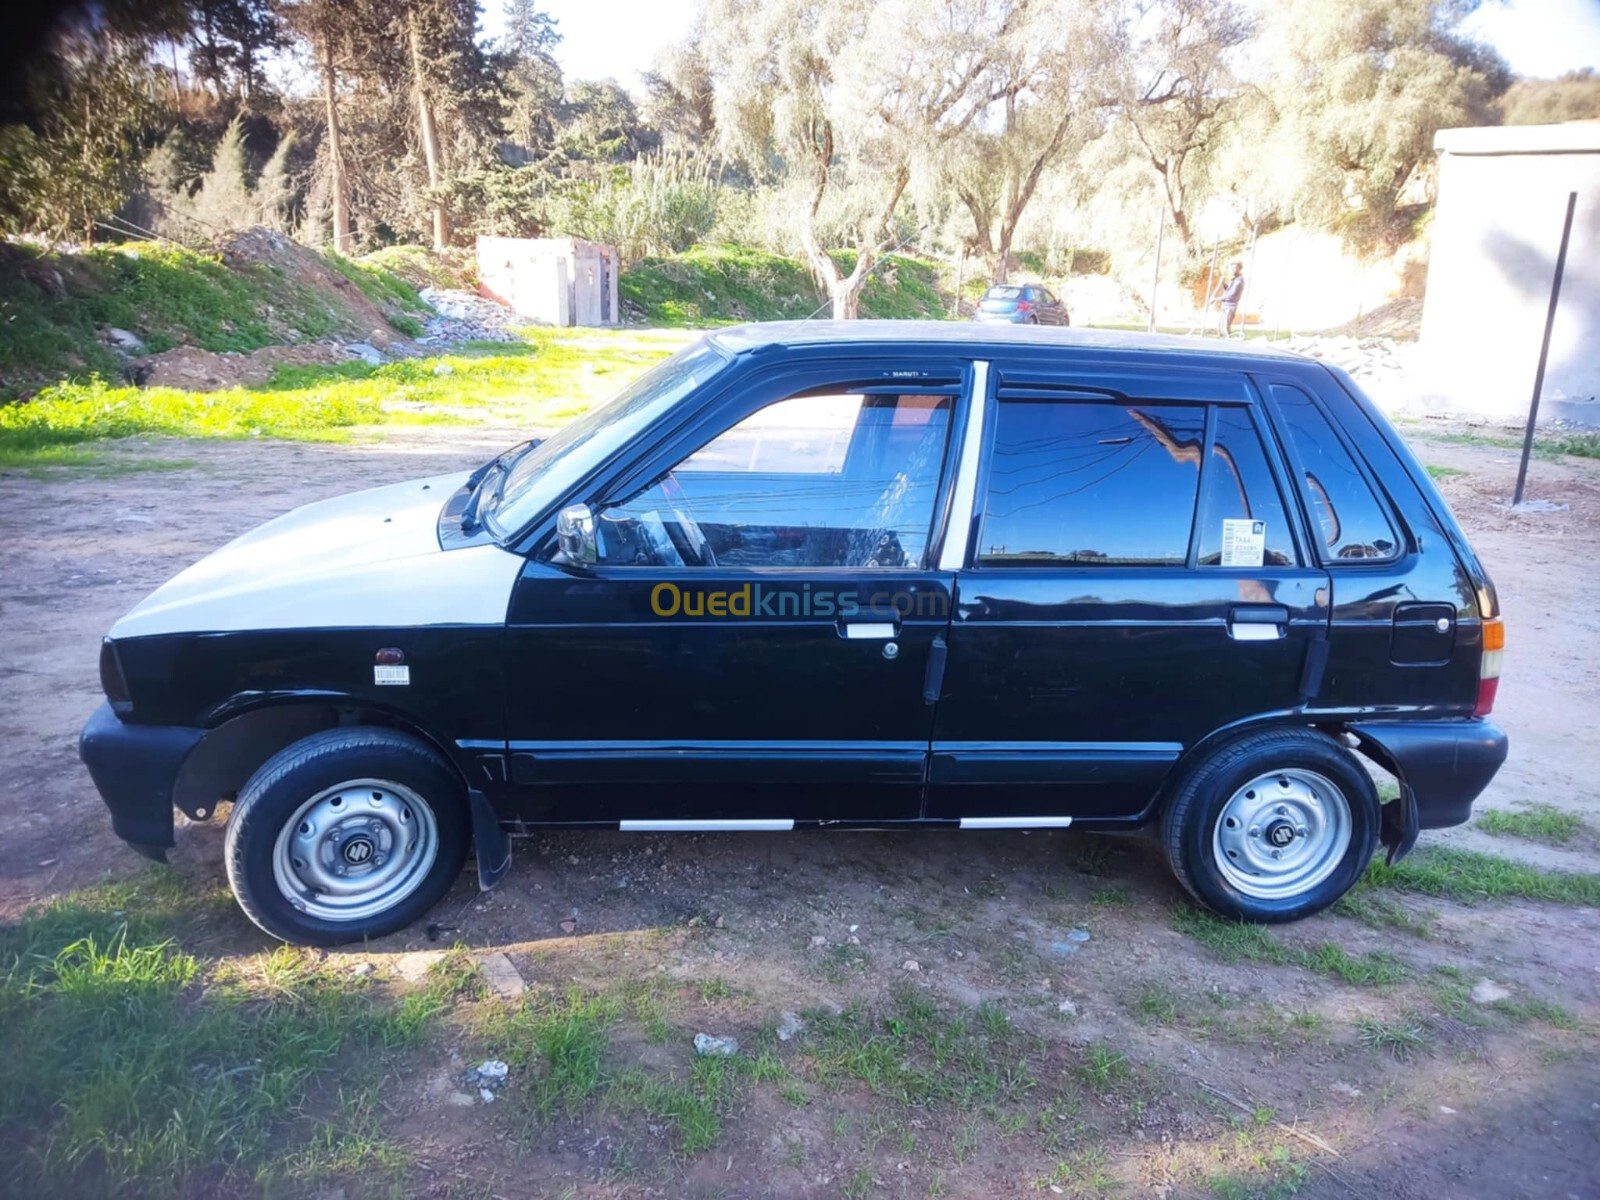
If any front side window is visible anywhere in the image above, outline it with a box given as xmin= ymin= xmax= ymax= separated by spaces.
xmin=487 ymin=341 xmax=728 ymax=537
xmin=593 ymin=390 xmax=953 ymax=569
xmin=1269 ymin=384 xmax=1398 ymax=560
xmin=978 ymin=399 xmax=1204 ymax=566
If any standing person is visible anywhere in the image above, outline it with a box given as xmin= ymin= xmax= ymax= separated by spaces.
xmin=1218 ymin=260 xmax=1245 ymax=338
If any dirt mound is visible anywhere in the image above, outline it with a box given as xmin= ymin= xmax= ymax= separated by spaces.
xmin=1327 ymin=296 xmax=1423 ymax=341
xmin=216 ymin=227 xmax=393 ymax=336
xmin=136 ymin=343 xmax=351 ymax=390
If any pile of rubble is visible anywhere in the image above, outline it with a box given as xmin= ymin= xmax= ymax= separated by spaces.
xmin=1278 ymin=334 xmax=1419 ymax=411
xmin=417 ymin=287 xmax=526 ymax=344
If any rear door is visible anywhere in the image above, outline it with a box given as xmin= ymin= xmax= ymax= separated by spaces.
xmin=928 ymin=364 xmax=1331 ymax=822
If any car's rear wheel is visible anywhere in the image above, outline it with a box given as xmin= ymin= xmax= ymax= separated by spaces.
xmin=225 ymin=727 xmax=468 ymax=945
xmin=1161 ymin=728 xmax=1378 ymax=922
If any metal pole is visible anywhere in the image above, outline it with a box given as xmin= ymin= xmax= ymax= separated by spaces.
xmin=1513 ymin=190 xmax=1578 ymax=507
xmin=1200 ymin=236 xmax=1219 ymax=334
xmin=1148 ymin=208 xmax=1165 ymax=334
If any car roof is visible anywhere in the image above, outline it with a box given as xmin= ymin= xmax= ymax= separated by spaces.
xmin=707 ymin=320 xmax=1306 ymax=367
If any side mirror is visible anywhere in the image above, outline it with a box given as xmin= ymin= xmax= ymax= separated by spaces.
xmin=556 ymin=503 xmax=598 ymax=564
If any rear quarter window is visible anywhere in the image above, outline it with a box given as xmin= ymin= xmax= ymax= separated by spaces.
xmin=1268 ymin=383 xmax=1399 ymax=561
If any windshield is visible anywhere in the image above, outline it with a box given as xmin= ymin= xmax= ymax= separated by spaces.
xmin=485 ymin=339 xmax=729 ymax=538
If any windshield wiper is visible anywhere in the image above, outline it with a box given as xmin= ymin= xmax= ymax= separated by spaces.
xmin=461 ymin=439 xmax=539 ymax=533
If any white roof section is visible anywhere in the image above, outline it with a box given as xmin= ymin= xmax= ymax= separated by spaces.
xmin=1434 ymin=122 xmax=1600 ymax=156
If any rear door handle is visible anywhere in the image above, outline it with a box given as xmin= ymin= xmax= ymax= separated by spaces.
xmin=837 ymin=617 xmax=899 ymax=640
xmin=1228 ymin=604 xmax=1289 ymax=641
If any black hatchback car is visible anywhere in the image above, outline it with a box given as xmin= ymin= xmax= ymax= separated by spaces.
xmin=81 ymin=323 xmax=1508 ymax=945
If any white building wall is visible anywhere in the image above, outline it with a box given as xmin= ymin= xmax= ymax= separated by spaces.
xmin=1418 ymin=124 xmax=1600 ymax=426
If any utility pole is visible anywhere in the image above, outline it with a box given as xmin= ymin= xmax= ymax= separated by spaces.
xmin=1513 ymin=191 xmax=1578 ymax=507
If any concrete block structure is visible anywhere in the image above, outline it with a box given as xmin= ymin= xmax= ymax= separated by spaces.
xmin=1419 ymin=123 xmax=1600 ymax=426
xmin=477 ymin=236 xmax=621 ymax=327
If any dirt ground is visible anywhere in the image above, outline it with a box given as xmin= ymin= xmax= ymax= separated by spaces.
xmin=1 ymin=423 xmax=1597 ymax=1199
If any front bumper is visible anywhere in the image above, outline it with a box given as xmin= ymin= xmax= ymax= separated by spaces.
xmin=79 ymin=702 xmax=205 ymax=861
xmin=1350 ymin=718 xmax=1509 ymax=861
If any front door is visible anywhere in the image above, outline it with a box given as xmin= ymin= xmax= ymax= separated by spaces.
xmin=503 ymin=359 xmax=973 ymax=824
xmin=929 ymin=367 xmax=1332 ymax=822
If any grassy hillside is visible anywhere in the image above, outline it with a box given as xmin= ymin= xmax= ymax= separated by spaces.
xmin=621 ymin=243 xmax=952 ymax=326
xmin=0 ymin=238 xmax=430 ymax=399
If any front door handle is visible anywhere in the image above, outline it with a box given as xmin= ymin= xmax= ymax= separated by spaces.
xmin=1228 ymin=604 xmax=1289 ymax=641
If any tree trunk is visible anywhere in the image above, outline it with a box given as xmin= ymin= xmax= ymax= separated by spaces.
xmin=1160 ymin=157 xmax=1194 ymax=253
xmin=409 ymin=13 xmax=451 ymax=251
xmin=321 ymin=37 xmax=352 ymax=254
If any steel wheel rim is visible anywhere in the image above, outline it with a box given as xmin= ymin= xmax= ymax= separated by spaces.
xmin=271 ymin=778 xmax=439 ymax=923
xmin=1212 ymin=768 xmax=1352 ymax=900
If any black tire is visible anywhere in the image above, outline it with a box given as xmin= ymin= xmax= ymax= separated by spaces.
xmin=225 ymin=727 xmax=469 ymax=945
xmin=1160 ymin=728 xmax=1378 ymax=923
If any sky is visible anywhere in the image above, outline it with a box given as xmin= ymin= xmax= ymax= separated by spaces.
xmin=481 ymin=0 xmax=1600 ymax=91
xmin=1462 ymin=0 xmax=1600 ymax=78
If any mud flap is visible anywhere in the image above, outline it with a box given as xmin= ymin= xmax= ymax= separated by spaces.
xmin=1380 ymin=781 xmax=1420 ymax=866
xmin=469 ymin=788 xmax=512 ymax=890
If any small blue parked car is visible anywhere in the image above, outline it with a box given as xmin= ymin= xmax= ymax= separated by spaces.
xmin=974 ymin=283 xmax=1070 ymax=325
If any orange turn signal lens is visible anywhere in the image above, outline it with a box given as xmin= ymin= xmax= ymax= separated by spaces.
xmin=1482 ymin=618 xmax=1505 ymax=652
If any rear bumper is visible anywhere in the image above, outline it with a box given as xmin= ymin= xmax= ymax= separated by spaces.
xmin=1350 ymin=719 xmax=1508 ymax=862
xmin=1350 ymin=718 xmax=1508 ymax=828
xmin=78 ymin=702 xmax=205 ymax=861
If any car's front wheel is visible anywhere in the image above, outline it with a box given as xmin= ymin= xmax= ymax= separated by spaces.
xmin=1161 ymin=728 xmax=1378 ymax=922
xmin=225 ymin=727 xmax=468 ymax=945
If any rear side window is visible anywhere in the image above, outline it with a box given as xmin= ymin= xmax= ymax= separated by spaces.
xmin=1269 ymin=384 xmax=1399 ymax=561
xmin=1195 ymin=407 xmax=1298 ymax=567
xmin=978 ymin=400 xmax=1203 ymax=566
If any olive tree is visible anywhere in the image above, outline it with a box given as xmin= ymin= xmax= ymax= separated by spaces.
xmin=948 ymin=0 xmax=1121 ymax=283
xmin=702 ymin=0 xmax=1010 ymax=319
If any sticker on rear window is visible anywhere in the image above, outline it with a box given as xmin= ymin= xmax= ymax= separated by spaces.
xmin=374 ymin=665 xmax=411 ymax=686
xmin=1220 ymin=519 xmax=1266 ymax=568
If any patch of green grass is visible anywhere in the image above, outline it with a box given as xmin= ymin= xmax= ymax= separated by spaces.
xmin=1208 ymin=1149 xmax=1310 ymax=1200
xmin=1475 ymin=804 xmax=1584 ymax=846
xmin=1421 ymin=429 xmax=1600 ymax=461
xmin=0 ymin=871 xmax=431 ymax=1197
xmin=1172 ymin=908 xmax=1407 ymax=985
xmin=805 ymin=985 xmax=1039 ymax=1111
xmin=1077 ymin=1043 xmax=1132 ymax=1091
xmin=0 ymin=241 xmax=432 ymax=398
xmin=1425 ymin=464 xmax=1467 ymax=479
xmin=1332 ymin=890 xmax=1435 ymax=938
xmin=0 ymin=330 xmax=683 ymax=466
xmin=620 ymin=242 xmax=950 ymax=326
xmin=1490 ymin=997 xmax=1579 ymax=1029
xmin=324 ymin=251 xmax=428 ymax=322
xmin=1090 ymin=883 xmax=1133 ymax=908
xmin=1356 ymin=1014 xmax=1432 ymax=1059
xmin=1541 ymin=431 xmax=1600 ymax=459
xmin=1134 ymin=984 xmax=1180 ymax=1026
xmin=1359 ymin=846 xmax=1600 ymax=906
xmin=488 ymin=988 xmax=615 ymax=1120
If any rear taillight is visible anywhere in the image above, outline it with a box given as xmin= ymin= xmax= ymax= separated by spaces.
xmin=1474 ymin=617 xmax=1503 ymax=716
xmin=1016 ymin=300 xmax=1032 ymax=312
xmin=99 ymin=638 xmax=131 ymax=714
